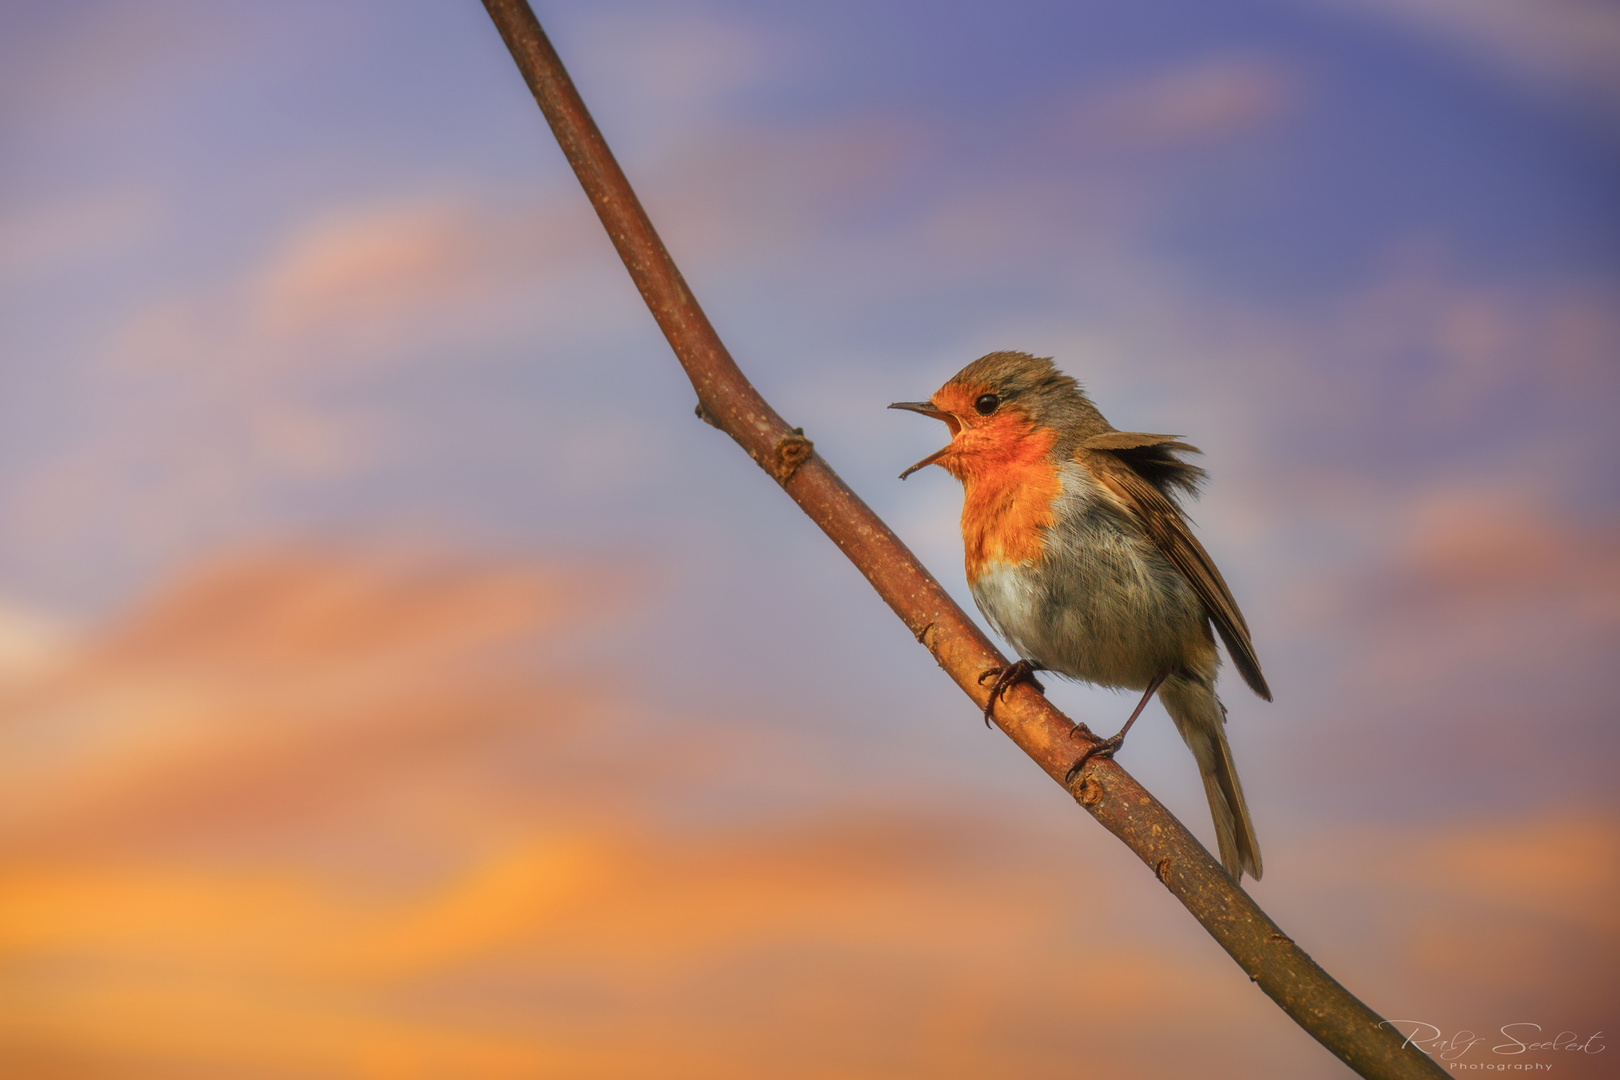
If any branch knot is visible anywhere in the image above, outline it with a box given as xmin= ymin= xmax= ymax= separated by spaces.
xmin=772 ymin=428 xmax=814 ymax=483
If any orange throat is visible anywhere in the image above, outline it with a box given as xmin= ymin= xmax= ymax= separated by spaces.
xmin=942 ymin=418 xmax=1062 ymax=583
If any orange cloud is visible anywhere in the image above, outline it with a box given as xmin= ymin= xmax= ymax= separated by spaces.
xmin=2 ymin=548 xmax=1612 ymax=1079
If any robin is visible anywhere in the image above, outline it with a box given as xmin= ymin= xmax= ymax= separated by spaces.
xmin=891 ymin=351 xmax=1271 ymax=881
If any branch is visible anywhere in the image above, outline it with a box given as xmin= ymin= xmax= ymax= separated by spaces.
xmin=476 ymin=4 xmax=1443 ymax=1077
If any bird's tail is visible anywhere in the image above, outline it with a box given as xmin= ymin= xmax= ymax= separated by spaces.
xmin=1159 ymin=675 xmax=1262 ymax=881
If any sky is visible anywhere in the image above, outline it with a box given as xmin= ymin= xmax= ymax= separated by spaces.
xmin=1 ymin=0 xmax=1617 ymax=1076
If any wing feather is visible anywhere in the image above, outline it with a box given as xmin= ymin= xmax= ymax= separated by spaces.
xmin=1080 ymin=441 xmax=1271 ymax=701
xmin=1082 ymin=431 xmax=1198 ymax=453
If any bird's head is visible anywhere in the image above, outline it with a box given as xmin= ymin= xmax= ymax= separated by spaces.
xmin=889 ymin=351 xmax=1107 ymax=481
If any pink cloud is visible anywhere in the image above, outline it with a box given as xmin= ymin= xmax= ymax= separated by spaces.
xmin=1068 ymin=55 xmax=1300 ymax=148
xmin=1308 ymin=0 xmax=1620 ymax=113
xmin=243 ymin=194 xmax=610 ymax=366
xmin=570 ymin=9 xmax=787 ymax=119
xmin=251 ymin=202 xmax=488 ymax=342
xmin=0 ymin=186 xmax=161 ymax=284
xmin=0 ymin=1 xmax=223 ymax=126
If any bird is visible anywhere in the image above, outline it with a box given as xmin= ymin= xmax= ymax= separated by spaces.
xmin=890 ymin=350 xmax=1271 ymax=881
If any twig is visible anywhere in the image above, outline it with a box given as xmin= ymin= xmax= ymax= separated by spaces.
xmin=475 ymin=3 xmax=1444 ymax=1077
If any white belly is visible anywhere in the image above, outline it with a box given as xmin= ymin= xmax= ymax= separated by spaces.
xmin=969 ymin=465 xmax=1213 ymax=690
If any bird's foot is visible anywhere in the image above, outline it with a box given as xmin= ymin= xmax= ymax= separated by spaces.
xmin=976 ymin=660 xmax=1047 ymax=727
xmin=1065 ymin=730 xmax=1126 ymax=783
xmin=1063 ymin=672 xmax=1164 ymax=782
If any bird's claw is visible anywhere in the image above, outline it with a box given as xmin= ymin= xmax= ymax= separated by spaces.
xmin=1063 ymin=673 xmax=1164 ymax=782
xmin=1065 ymin=732 xmax=1125 ymax=783
xmin=977 ymin=660 xmax=1046 ymax=727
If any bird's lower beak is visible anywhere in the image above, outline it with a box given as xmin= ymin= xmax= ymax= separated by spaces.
xmin=888 ymin=401 xmax=957 ymax=480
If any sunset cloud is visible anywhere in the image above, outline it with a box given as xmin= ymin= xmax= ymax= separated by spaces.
xmin=1309 ymin=0 xmax=1620 ymax=113
xmin=0 ymin=186 xmax=160 ymax=285
xmin=1069 ymin=55 xmax=1299 ymax=149
xmin=2 ymin=550 xmax=1613 ymax=1078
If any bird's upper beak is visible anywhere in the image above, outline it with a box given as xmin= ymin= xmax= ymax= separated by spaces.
xmin=888 ymin=400 xmax=958 ymax=479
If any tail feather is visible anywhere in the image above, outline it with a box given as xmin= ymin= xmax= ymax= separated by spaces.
xmin=1159 ymin=675 xmax=1262 ymax=881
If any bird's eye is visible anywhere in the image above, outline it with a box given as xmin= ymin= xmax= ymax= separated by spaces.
xmin=973 ymin=393 xmax=1000 ymax=416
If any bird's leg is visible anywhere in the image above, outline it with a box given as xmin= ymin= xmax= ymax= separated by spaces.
xmin=1066 ymin=673 xmax=1167 ymax=782
xmin=976 ymin=660 xmax=1047 ymax=727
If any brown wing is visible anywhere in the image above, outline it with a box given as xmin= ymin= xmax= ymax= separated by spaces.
xmin=1080 ymin=438 xmax=1272 ymax=701
xmin=1082 ymin=431 xmax=1196 ymax=452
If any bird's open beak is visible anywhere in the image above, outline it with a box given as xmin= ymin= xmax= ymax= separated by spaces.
xmin=889 ymin=401 xmax=957 ymax=480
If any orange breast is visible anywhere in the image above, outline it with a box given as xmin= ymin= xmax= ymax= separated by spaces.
xmin=947 ymin=417 xmax=1062 ymax=582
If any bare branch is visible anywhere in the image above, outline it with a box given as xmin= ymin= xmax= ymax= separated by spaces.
xmin=476 ymin=3 xmax=1444 ymax=1077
